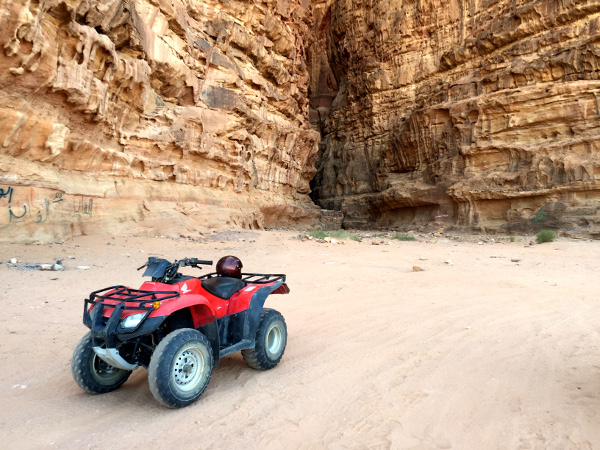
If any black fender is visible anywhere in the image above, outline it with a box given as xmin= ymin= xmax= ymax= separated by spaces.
xmin=243 ymin=281 xmax=284 ymax=341
xmin=117 ymin=312 xmax=220 ymax=367
xmin=108 ymin=309 xmax=218 ymax=364
xmin=150 ymin=306 xmax=220 ymax=367
xmin=197 ymin=318 xmax=220 ymax=367
xmin=165 ymin=307 xmax=220 ymax=367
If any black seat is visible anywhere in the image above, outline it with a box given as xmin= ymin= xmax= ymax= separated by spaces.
xmin=201 ymin=277 xmax=246 ymax=300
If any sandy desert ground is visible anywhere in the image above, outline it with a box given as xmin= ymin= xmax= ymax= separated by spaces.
xmin=0 ymin=230 xmax=599 ymax=449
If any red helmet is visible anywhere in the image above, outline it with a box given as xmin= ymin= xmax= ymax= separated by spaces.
xmin=216 ymin=256 xmax=243 ymax=279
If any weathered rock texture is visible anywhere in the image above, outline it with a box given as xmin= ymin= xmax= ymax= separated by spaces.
xmin=311 ymin=0 xmax=600 ymax=234
xmin=0 ymin=0 xmax=321 ymax=242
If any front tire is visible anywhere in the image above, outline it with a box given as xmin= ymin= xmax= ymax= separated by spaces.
xmin=148 ymin=328 xmax=213 ymax=408
xmin=71 ymin=332 xmax=132 ymax=394
xmin=242 ymin=308 xmax=287 ymax=370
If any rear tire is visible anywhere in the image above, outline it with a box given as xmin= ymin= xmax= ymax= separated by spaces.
xmin=148 ymin=328 xmax=213 ymax=408
xmin=242 ymin=308 xmax=287 ymax=370
xmin=71 ymin=332 xmax=132 ymax=394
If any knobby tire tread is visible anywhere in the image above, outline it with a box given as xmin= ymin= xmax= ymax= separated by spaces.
xmin=71 ymin=332 xmax=131 ymax=395
xmin=148 ymin=328 xmax=213 ymax=408
xmin=242 ymin=308 xmax=287 ymax=370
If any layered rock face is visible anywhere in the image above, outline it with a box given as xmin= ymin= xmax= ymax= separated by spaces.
xmin=0 ymin=0 xmax=320 ymax=242
xmin=312 ymin=0 xmax=600 ymax=234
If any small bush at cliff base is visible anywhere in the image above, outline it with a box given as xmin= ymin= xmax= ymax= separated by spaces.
xmin=328 ymin=230 xmax=361 ymax=241
xmin=308 ymin=230 xmax=327 ymax=239
xmin=536 ymin=230 xmax=556 ymax=244
xmin=336 ymin=231 xmax=362 ymax=242
xmin=392 ymin=233 xmax=416 ymax=241
xmin=307 ymin=229 xmax=361 ymax=242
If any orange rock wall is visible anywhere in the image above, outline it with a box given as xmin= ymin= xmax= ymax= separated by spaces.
xmin=311 ymin=0 xmax=600 ymax=234
xmin=0 ymin=0 xmax=321 ymax=242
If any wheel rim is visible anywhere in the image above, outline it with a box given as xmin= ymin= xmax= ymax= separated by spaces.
xmin=266 ymin=322 xmax=284 ymax=357
xmin=91 ymin=349 xmax=125 ymax=383
xmin=172 ymin=345 xmax=207 ymax=392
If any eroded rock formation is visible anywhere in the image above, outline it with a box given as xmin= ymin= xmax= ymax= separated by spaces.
xmin=311 ymin=0 xmax=600 ymax=234
xmin=4 ymin=0 xmax=600 ymax=242
xmin=0 ymin=0 xmax=321 ymax=242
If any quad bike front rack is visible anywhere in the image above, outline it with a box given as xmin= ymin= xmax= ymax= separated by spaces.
xmin=89 ymin=285 xmax=181 ymax=305
xmin=83 ymin=286 xmax=181 ymax=348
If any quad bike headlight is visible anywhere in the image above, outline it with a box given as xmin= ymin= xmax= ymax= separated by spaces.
xmin=121 ymin=313 xmax=146 ymax=329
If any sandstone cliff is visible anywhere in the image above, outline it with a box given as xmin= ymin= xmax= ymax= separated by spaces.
xmin=0 ymin=0 xmax=321 ymax=242
xmin=311 ymin=0 xmax=600 ymax=235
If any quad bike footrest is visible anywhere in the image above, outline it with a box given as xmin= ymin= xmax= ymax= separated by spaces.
xmin=219 ymin=339 xmax=254 ymax=359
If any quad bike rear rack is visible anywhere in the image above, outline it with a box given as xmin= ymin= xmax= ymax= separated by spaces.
xmin=199 ymin=273 xmax=286 ymax=283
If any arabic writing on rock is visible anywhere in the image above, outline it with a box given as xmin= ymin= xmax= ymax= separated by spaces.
xmin=0 ymin=186 xmax=94 ymax=228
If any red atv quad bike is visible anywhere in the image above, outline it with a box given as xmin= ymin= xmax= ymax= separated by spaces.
xmin=71 ymin=256 xmax=289 ymax=408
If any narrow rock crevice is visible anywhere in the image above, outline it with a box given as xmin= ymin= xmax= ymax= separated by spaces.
xmin=308 ymin=0 xmax=600 ymax=236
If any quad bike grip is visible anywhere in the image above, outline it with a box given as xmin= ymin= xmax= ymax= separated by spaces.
xmin=190 ymin=258 xmax=212 ymax=265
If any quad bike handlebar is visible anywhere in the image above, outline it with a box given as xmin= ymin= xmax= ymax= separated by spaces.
xmin=137 ymin=257 xmax=213 ymax=271
xmin=184 ymin=258 xmax=213 ymax=267
xmin=137 ymin=257 xmax=213 ymax=283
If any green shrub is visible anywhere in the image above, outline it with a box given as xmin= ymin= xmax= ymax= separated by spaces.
xmin=392 ymin=233 xmax=416 ymax=241
xmin=307 ymin=229 xmax=361 ymax=242
xmin=536 ymin=229 xmax=556 ymax=244
xmin=328 ymin=230 xmax=350 ymax=239
xmin=308 ymin=230 xmax=327 ymax=239
xmin=509 ymin=235 xmax=515 ymax=242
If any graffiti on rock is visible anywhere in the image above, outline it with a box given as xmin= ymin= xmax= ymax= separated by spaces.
xmin=531 ymin=210 xmax=548 ymax=223
xmin=73 ymin=196 xmax=93 ymax=217
xmin=0 ymin=185 xmax=95 ymax=228
xmin=0 ymin=186 xmax=14 ymax=202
